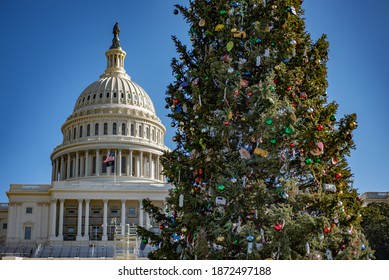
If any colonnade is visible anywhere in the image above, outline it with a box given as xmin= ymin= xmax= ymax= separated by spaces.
xmin=52 ymin=149 xmax=163 ymax=182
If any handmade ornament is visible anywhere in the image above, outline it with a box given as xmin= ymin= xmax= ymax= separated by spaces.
xmin=239 ymin=148 xmax=251 ymax=159
xmin=215 ymin=196 xmax=227 ymax=206
xmin=227 ymin=41 xmax=234 ymax=52
xmin=254 ymin=147 xmax=268 ymax=157
xmin=323 ymin=184 xmax=337 ymax=193
xmin=198 ymin=19 xmax=206 ymax=27
xmin=179 ymin=194 xmax=184 ymax=207
xmin=310 ymin=142 xmax=324 ymax=156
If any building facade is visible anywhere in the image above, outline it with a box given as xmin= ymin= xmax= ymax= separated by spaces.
xmin=0 ymin=24 xmax=170 ymax=257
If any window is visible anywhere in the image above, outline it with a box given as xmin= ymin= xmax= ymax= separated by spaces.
xmin=26 ymin=207 xmax=33 ymax=214
xmin=87 ymin=95 xmax=90 ymax=101
xmin=24 ymin=227 xmax=32 ymax=240
xmin=87 ymin=124 xmax=90 ymax=136
xmin=128 ymin=208 xmax=136 ymax=216
xmin=121 ymin=93 xmax=124 ymax=99
xmin=113 ymin=92 xmax=117 ymax=98
xmin=113 ymin=123 xmax=117 ymax=135
xmin=130 ymin=124 xmax=135 ymax=136
xmin=70 ymin=160 xmax=74 ymax=178
xmin=106 ymin=92 xmax=110 ymax=98
xmin=138 ymin=125 xmax=143 ymax=138
xmin=95 ymin=123 xmax=99 ymax=135
xmin=67 ymin=227 xmax=75 ymax=233
xmin=73 ymin=127 xmax=76 ymax=139
xmin=110 ymin=209 xmax=119 ymax=216
xmin=146 ymin=127 xmax=149 ymax=139
xmin=2 ymin=223 xmax=7 ymax=229
xmin=79 ymin=126 xmax=83 ymax=138
xmin=92 ymin=156 xmax=96 ymax=174
xmin=122 ymin=123 xmax=126 ymax=135
xmin=93 ymin=94 xmax=96 ymax=99
xmin=104 ymin=123 xmax=108 ymax=135
xmin=100 ymin=93 xmax=103 ymax=98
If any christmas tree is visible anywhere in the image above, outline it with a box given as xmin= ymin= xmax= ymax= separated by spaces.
xmin=138 ymin=0 xmax=372 ymax=260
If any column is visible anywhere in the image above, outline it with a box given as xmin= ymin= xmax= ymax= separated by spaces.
xmin=6 ymin=202 xmax=14 ymax=240
xmin=118 ymin=149 xmax=122 ymax=176
xmin=96 ymin=150 xmax=100 ymax=176
xmin=58 ymin=199 xmax=64 ymax=239
xmin=36 ymin=202 xmax=42 ymax=240
xmin=106 ymin=150 xmax=111 ymax=176
xmin=121 ymin=199 xmax=126 ymax=234
xmin=128 ymin=150 xmax=133 ymax=176
xmin=145 ymin=211 xmax=151 ymax=229
xmin=55 ymin=158 xmax=59 ymax=181
xmin=75 ymin=152 xmax=79 ymax=178
xmin=60 ymin=156 xmax=65 ymax=180
xmin=84 ymin=199 xmax=90 ymax=239
xmin=80 ymin=155 xmax=84 ymax=178
xmin=66 ymin=154 xmax=71 ymax=179
xmin=140 ymin=151 xmax=143 ymax=177
xmin=156 ymin=155 xmax=160 ymax=181
xmin=51 ymin=161 xmax=55 ymax=182
xmin=102 ymin=199 xmax=108 ymax=241
xmin=76 ymin=199 xmax=83 ymax=240
xmin=50 ymin=199 xmax=57 ymax=238
xmin=138 ymin=200 xmax=144 ymax=227
xmin=149 ymin=153 xmax=153 ymax=178
xmin=85 ymin=150 xmax=89 ymax=176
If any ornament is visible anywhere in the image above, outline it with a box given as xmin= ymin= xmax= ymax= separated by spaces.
xmin=323 ymin=226 xmax=331 ymax=233
xmin=287 ymin=6 xmax=297 ymax=16
xmin=317 ymin=124 xmax=323 ymax=131
xmin=330 ymin=115 xmax=336 ymax=121
xmin=309 ymin=252 xmax=322 ymax=260
xmin=233 ymin=30 xmax=247 ymax=39
xmin=349 ymin=121 xmax=357 ymax=129
xmin=219 ymin=9 xmax=227 ymax=15
xmin=246 ymin=235 xmax=254 ymax=242
xmin=240 ymin=79 xmax=249 ymax=88
xmin=217 ymin=185 xmax=225 ymax=191
xmin=170 ymin=122 xmax=176 ymax=127
xmin=266 ymin=119 xmax=273 ymax=125
xmin=215 ymin=24 xmax=225 ymax=31
xmin=215 ymin=196 xmax=227 ymax=206
xmin=310 ymin=142 xmax=324 ymax=156
xmin=340 ymin=244 xmax=346 ymax=249
xmin=274 ymin=223 xmax=283 ymax=231
xmin=239 ymin=148 xmax=251 ymax=159
xmin=159 ymin=225 xmax=165 ymax=230
xmin=181 ymin=227 xmax=187 ymax=233
xmin=270 ymin=138 xmax=277 ymax=144
xmin=198 ymin=19 xmax=206 ymax=27
xmin=307 ymin=107 xmax=314 ymax=114
xmin=269 ymin=85 xmax=275 ymax=91
xmin=305 ymin=242 xmax=310 ymax=255
xmin=256 ymin=56 xmax=261 ymax=66
xmin=325 ymin=249 xmax=333 ymax=260
xmin=331 ymin=157 xmax=339 ymax=165
xmin=226 ymin=41 xmax=234 ymax=52
xmin=361 ymin=244 xmax=366 ymax=251
xmin=299 ymin=92 xmax=308 ymax=99
xmin=285 ymin=126 xmax=293 ymax=134
xmin=224 ymin=121 xmax=229 ymax=125
xmin=323 ymin=184 xmax=337 ymax=193
xmin=173 ymin=9 xmax=179 ymax=15
xmin=216 ymin=236 xmax=225 ymax=242
xmin=179 ymin=194 xmax=184 ymax=207
xmin=305 ymin=158 xmax=312 ymax=164
xmin=254 ymin=147 xmax=268 ymax=157
xmin=335 ymin=173 xmax=342 ymax=179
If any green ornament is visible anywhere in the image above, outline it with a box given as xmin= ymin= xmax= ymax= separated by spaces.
xmin=330 ymin=115 xmax=336 ymax=121
xmin=175 ymin=75 xmax=181 ymax=80
xmin=314 ymin=158 xmax=321 ymax=163
xmin=270 ymin=138 xmax=276 ymax=144
xmin=217 ymin=185 xmax=225 ymax=191
xmin=227 ymin=41 xmax=234 ymax=52
xmin=266 ymin=119 xmax=273 ymax=125
xmin=205 ymin=76 xmax=209 ymax=81
xmin=285 ymin=126 xmax=293 ymax=134
xmin=219 ymin=10 xmax=227 ymax=15
xmin=233 ymin=239 xmax=239 ymax=245
xmin=305 ymin=158 xmax=312 ymax=164
xmin=173 ymin=189 xmax=178 ymax=193
xmin=269 ymin=85 xmax=275 ymax=91
xmin=165 ymin=208 xmax=170 ymax=213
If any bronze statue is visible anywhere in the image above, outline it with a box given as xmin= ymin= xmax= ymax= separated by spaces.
xmin=110 ymin=22 xmax=121 ymax=49
xmin=113 ymin=22 xmax=120 ymax=37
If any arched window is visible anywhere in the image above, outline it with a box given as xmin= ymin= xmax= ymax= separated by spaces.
xmin=73 ymin=127 xmax=76 ymax=139
xmin=100 ymin=93 xmax=103 ymax=98
xmin=87 ymin=124 xmax=90 ymax=136
xmin=139 ymin=125 xmax=143 ymax=138
xmin=113 ymin=123 xmax=117 ymax=135
xmin=130 ymin=124 xmax=135 ymax=136
xmin=151 ymin=129 xmax=155 ymax=141
xmin=122 ymin=123 xmax=126 ymax=135
xmin=106 ymin=92 xmax=110 ymax=98
xmin=95 ymin=123 xmax=99 ymax=135
xmin=113 ymin=92 xmax=117 ymax=98
xmin=79 ymin=126 xmax=83 ymax=138
xmin=93 ymin=94 xmax=96 ymax=99
xmin=104 ymin=123 xmax=108 ymax=135
xmin=146 ymin=127 xmax=149 ymax=139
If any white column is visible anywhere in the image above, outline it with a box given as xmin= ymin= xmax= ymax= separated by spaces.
xmin=149 ymin=153 xmax=152 ymax=178
xmin=121 ymin=199 xmax=126 ymax=234
xmin=118 ymin=149 xmax=122 ymax=176
xmin=66 ymin=154 xmax=71 ymax=179
xmin=6 ymin=202 xmax=14 ymax=240
xmin=50 ymin=199 xmax=57 ymax=238
xmin=84 ymin=199 xmax=90 ymax=239
xmin=36 ymin=202 xmax=42 ymax=240
xmin=128 ymin=150 xmax=132 ymax=176
xmin=96 ymin=150 xmax=100 ymax=176
xmin=80 ymin=155 xmax=84 ymax=177
xmin=85 ymin=150 xmax=89 ymax=176
xmin=76 ymin=199 xmax=83 ymax=240
xmin=138 ymin=200 xmax=144 ymax=227
xmin=146 ymin=210 xmax=151 ymax=229
xmin=75 ymin=152 xmax=79 ymax=178
xmin=58 ymin=199 xmax=64 ymax=239
xmin=102 ymin=199 xmax=108 ymax=241
xmin=140 ymin=151 xmax=143 ymax=177
xmin=60 ymin=156 xmax=65 ymax=180
xmin=55 ymin=158 xmax=59 ymax=181
xmin=156 ymin=155 xmax=160 ymax=181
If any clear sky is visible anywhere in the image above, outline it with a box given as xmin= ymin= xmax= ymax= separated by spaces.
xmin=0 ymin=0 xmax=388 ymax=203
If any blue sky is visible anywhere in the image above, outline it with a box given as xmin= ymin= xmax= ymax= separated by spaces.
xmin=0 ymin=0 xmax=388 ymax=203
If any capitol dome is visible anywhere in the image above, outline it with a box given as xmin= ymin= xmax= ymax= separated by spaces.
xmin=51 ymin=23 xmax=167 ymax=183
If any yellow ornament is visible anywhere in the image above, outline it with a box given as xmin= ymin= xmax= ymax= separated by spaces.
xmin=228 ymin=111 xmax=233 ymax=120
xmin=215 ymin=24 xmax=225 ymax=31
xmin=216 ymin=236 xmax=225 ymax=242
xmin=254 ymin=147 xmax=268 ymax=157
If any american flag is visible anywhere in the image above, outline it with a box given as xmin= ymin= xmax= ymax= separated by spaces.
xmin=103 ymin=152 xmax=115 ymax=166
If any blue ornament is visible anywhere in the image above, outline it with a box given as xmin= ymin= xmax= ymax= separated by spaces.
xmin=175 ymin=104 xmax=183 ymax=113
xmin=173 ymin=9 xmax=179 ymax=15
xmin=247 ymin=235 xmax=254 ymax=242
xmin=232 ymin=2 xmax=239 ymax=7
xmin=361 ymin=244 xmax=366 ymax=251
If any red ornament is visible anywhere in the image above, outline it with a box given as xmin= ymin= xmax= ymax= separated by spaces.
xmin=248 ymin=92 xmax=253 ymax=97
xmin=173 ymin=99 xmax=179 ymax=105
xmin=290 ymin=142 xmax=295 ymax=147
xmin=224 ymin=121 xmax=229 ymax=125
xmin=356 ymin=196 xmax=362 ymax=201
xmin=317 ymin=124 xmax=323 ymax=131
xmin=274 ymin=223 xmax=283 ymax=231
xmin=286 ymin=86 xmax=292 ymax=91
xmin=323 ymin=226 xmax=331 ymax=233
xmin=335 ymin=173 xmax=342 ymax=179
xmin=159 ymin=225 xmax=165 ymax=230
xmin=340 ymin=244 xmax=346 ymax=250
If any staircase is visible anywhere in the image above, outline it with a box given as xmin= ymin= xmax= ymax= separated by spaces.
xmin=113 ymin=224 xmax=138 ymax=260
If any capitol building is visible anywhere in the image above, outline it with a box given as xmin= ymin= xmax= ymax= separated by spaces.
xmin=0 ymin=24 xmax=170 ymax=258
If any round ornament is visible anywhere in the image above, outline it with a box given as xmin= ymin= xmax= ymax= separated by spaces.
xmin=198 ymin=19 xmax=206 ymax=27
xmin=330 ymin=115 xmax=336 ymax=121
xmin=217 ymin=185 xmax=225 ymax=191
xmin=173 ymin=9 xmax=179 ymax=15
xmin=239 ymin=148 xmax=251 ymax=159
xmin=323 ymin=226 xmax=331 ymax=233
xmin=159 ymin=225 xmax=165 ymax=230
xmin=305 ymin=158 xmax=312 ymax=164
xmin=285 ymin=126 xmax=294 ymax=134
xmin=307 ymin=107 xmax=314 ymax=114
xmin=317 ymin=124 xmax=324 ymax=131
xmin=274 ymin=223 xmax=283 ymax=231
xmin=270 ymin=138 xmax=277 ymax=144
xmin=266 ymin=119 xmax=273 ymax=125
xmin=247 ymin=235 xmax=254 ymax=242
xmin=216 ymin=236 xmax=225 ymax=242
xmin=335 ymin=173 xmax=342 ymax=179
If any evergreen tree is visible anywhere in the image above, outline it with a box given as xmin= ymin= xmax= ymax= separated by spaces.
xmin=138 ymin=0 xmax=372 ymax=260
